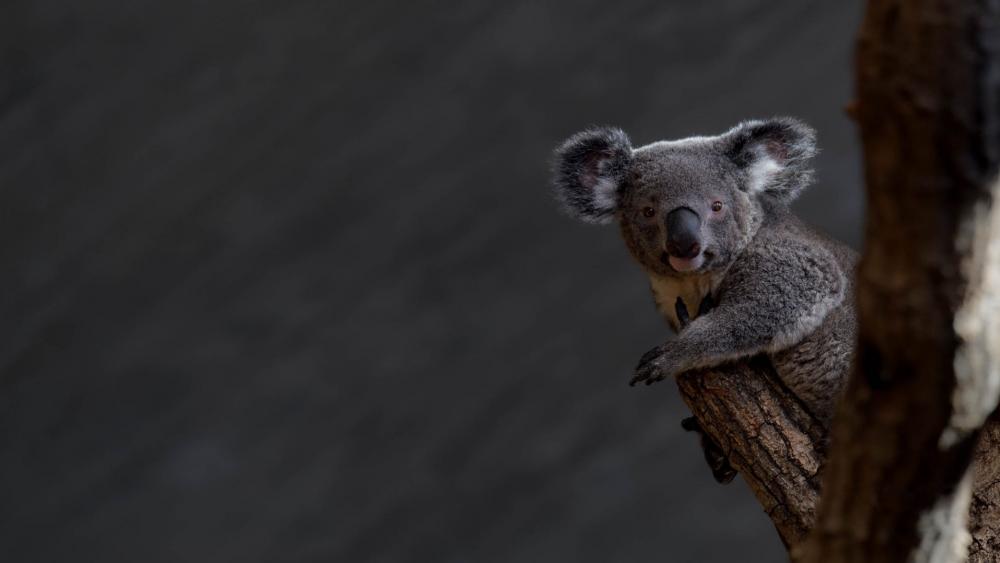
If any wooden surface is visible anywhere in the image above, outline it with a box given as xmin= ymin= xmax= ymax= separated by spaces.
xmin=676 ymin=359 xmax=1000 ymax=558
xmin=801 ymin=0 xmax=1000 ymax=560
xmin=677 ymin=360 xmax=824 ymax=546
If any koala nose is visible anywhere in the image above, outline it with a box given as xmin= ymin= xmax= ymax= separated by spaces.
xmin=665 ymin=207 xmax=702 ymax=259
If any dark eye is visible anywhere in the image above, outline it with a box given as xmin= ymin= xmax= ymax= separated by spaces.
xmin=711 ymin=201 xmax=723 ymax=213
xmin=642 ymin=206 xmax=656 ymax=218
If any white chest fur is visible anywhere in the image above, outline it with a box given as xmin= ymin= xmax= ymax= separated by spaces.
xmin=649 ymin=273 xmax=721 ymax=330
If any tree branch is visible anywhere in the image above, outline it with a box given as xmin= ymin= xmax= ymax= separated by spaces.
xmin=678 ymin=363 xmax=1000 ymax=559
xmin=675 ymin=360 xmax=823 ymax=547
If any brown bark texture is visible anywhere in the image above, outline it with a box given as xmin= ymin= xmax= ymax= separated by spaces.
xmin=675 ymin=362 xmax=823 ymax=547
xmin=676 ymin=1 xmax=1000 ymax=562
xmin=970 ymin=415 xmax=1000 ymax=560
xmin=801 ymin=0 xmax=1000 ymax=560
xmin=678 ymin=366 xmax=1000 ymax=560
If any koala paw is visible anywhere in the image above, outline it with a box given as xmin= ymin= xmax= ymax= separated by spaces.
xmin=630 ymin=345 xmax=668 ymax=386
xmin=682 ymin=416 xmax=737 ymax=484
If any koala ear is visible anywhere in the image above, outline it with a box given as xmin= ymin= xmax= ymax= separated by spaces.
xmin=725 ymin=117 xmax=817 ymax=203
xmin=552 ymin=127 xmax=633 ymax=224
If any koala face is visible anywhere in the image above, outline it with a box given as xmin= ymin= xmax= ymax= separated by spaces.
xmin=552 ymin=118 xmax=817 ymax=278
xmin=618 ymin=143 xmax=755 ymax=276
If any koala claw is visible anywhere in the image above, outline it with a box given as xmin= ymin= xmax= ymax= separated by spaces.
xmin=675 ymin=297 xmax=691 ymax=329
xmin=681 ymin=416 xmax=738 ymax=484
xmin=631 ymin=346 xmax=667 ymax=386
xmin=697 ymin=294 xmax=715 ymax=317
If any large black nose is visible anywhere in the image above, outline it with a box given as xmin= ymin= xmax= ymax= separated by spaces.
xmin=665 ymin=207 xmax=702 ymax=258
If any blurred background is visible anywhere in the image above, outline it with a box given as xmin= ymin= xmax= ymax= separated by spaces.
xmin=1 ymin=1 xmax=864 ymax=562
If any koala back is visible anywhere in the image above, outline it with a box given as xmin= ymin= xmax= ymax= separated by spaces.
xmin=725 ymin=204 xmax=858 ymax=421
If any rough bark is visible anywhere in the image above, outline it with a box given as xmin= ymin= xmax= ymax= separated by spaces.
xmin=678 ymin=363 xmax=1000 ymax=560
xmin=675 ymin=360 xmax=823 ymax=547
xmin=796 ymin=0 xmax=1000 ymax=560
xmin=970 ymin=413 xmax=1000 ymax=560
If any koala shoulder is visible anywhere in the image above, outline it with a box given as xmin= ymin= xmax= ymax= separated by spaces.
xmin=723 ymin=221 xmax=848 ymax=350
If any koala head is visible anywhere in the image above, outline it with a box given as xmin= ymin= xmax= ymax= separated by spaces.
xmin=552 ymin=118 xmax=817 ymax=277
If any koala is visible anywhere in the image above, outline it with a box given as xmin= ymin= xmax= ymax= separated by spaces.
xmin=551 ymin=117 xmax=857 ymax=445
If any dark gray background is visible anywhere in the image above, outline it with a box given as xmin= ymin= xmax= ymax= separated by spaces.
xmin=0 ymin=1 xmax=864 ymax=562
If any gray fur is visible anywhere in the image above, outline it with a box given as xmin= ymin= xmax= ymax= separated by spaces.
xmin=552 ymin=118 xmax=856 ymax=423
xmin=551 ymin=127 xmax=633 ymax=224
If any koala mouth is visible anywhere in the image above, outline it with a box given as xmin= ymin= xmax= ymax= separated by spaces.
xmin=661 ymin=250 xmax=707 ymax=273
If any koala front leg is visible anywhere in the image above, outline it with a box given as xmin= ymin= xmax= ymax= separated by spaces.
xmin=632 ymin=244 xmax=844 ymax=386
xmin=631 ymin=299 xmax=776 ymax=386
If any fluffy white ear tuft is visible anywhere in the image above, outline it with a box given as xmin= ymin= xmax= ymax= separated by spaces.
xmin=551 ymin=127 xmax=633 ymax=224
xmin=746 ymin=153 xmax=783 ymax=195
xmin=590 ymin=177 xmax=619 ymax=214
xmin=726 ymin=117 xmax=818 ymax=203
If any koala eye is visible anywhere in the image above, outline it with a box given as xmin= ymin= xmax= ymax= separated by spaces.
xmin=711 ymin=201 xmax=724 ymax=213
xmin=642 ymin=206 xmax=656 ymax=218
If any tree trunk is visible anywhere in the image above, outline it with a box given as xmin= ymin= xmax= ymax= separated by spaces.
xmin=797 ymin=0 xmax=1000 ymax=560
xmin=675 ymin=1 xmax=1000 ymax=561
xmin=969 ymin=413 xmax=1000 ymax=560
